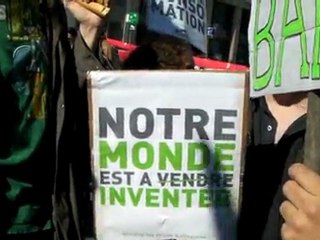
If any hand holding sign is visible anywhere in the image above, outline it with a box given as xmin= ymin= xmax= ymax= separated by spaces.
xmin=280 ymin=163 xmax=320 ymax=240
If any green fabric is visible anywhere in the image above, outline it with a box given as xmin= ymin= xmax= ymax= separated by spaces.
xmin=0 ymin=0 xmax=52 ymax=234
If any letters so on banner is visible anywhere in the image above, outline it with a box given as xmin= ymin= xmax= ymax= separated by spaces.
xmin=146 ymin=0 xmax=207 ymax=53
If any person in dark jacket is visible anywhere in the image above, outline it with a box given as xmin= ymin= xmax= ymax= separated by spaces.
xmin=238 ymin=92 xmax=320 ymax=240
xmin=57 ymin=0 xmax=117 ymax=239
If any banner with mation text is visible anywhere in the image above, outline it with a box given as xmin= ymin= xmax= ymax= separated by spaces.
xmin=146 ymin=0 xmax=207 ymax=53
xmin=249 ymin=0 xmax=320 ymax=97
xmin=88 ymin=71 xmax=246 ymax=240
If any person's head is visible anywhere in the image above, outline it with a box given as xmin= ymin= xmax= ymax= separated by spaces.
xmin=122 ymin=45 xmax=159 ymax=70
xmin=151 ymin=35 xmax=194 ymax=70
xmin=67 ymin=27 xmax=77 ymax=47
xmin=122 ymin=34 xmax=194 ymax=70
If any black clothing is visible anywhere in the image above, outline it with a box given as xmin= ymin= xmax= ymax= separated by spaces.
xmin=238 ymin=97 xmax=306 ymax=240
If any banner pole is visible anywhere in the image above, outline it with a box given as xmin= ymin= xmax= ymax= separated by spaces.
xmin=303 ymin=91 xmax=320 ymax=172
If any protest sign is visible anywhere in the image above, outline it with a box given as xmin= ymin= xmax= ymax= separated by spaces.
xmin=88 ymin=71 xmax=247 ymax=240
xmin=249 ymin=0 xmax=320 ymax=97
xmin=146 ymin=0 xmax=207 ymax=53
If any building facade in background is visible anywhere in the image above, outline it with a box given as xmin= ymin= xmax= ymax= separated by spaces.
xmin=207 ymin=0 xmax=250 ymax=65
xmin=105 ymin=0 xmax=250 ymax=66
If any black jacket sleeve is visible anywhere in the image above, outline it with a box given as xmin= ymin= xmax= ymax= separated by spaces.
xmin=73 ymin=34 xmax=105 ymax=88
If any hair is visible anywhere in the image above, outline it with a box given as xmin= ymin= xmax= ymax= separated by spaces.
xmin=122 ymin=35 xmax=194 ymax=70
xmin=122 ymin=45 xmax=159 ymax=70
xmin=101 ymin=40 xmax=114 ymax=61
